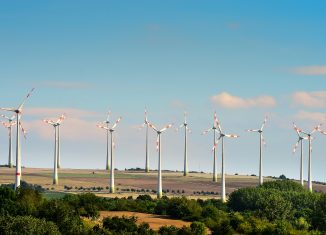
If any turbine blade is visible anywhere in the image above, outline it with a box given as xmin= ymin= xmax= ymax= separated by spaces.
xmin=112 ymin=117 xmax=122 ymax=129
xmin=202 ymin=128 xmax=212 ymax=135
xmin=0 ymin=108 xmax=16 ymax=112
xmin=106 ymin=110 xmax=111 ymax=122
xmin=43 ymin=119 xmax=56 ymax=125
xmin=246 ymin=129 xmax=259 ymax=132
xmin=260 ymin=116 xmax=268 ymax=131
xmin=156 ymin=135 xmax=159 ymax=151
xmin=148 ymin=122 xmax=158 ymax=132
xmin=138 ymin=123 xmax=146 ymax=130
xmin=213 ymin=112 xmax=222 ymax=132
xmin=20 ymin=121 xmax=27 ymax=139
xmin=160 ymin=124 xmax=173 ymax=132
xmin=225 ymin=134 xmax=239 ymax=138
xmin=187 ymin=127 xmax=192 ymax=133
xmin=311 ymin=124 xmax=323 ymax=134
xmin=97 ymin=124 xmax=109 ymax=130
xmin=212 ymin=136 xmax=221 ymax=152
xmin=262 ymin=135 xmax=267 ymax=147
xmin=1 ymin=121 xmax=9 ymax=128
xmin=144 ymin=108 xmax=148 ymax=122
xmin=213 ymin=112 xmax=218 ymax=127
xmin=292 ymin=139 xmax=300 ymax=154
xmin=0 ymin=114 xmax=10 ymax=120
xmin=56 ymin=114 xmax=66 ymax=124
xmin=318 ymin=129 xmax=326 ymax=135
xmin=18 ymin=88 xmax=35 ymax=111
xmin=293 ymin=122 xmax=301 ymax=133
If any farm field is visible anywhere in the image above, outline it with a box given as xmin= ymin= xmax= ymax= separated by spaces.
xmin=1 ymin=167 xmax=325 ymax=198
xmin=98 ymin=211 xmax=191 ymax=231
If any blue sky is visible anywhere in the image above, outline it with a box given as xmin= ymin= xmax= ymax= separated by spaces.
xmin=1 ymin=1 xmax=326 ymax=182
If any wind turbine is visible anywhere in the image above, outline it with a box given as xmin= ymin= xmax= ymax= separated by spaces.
xmin=148 ymin=122 xmax=173 ymax=198
xmin=43 ymin=114 xmax=66 ymax=185
xmin=292 ymin=123 xmax=308 ymax=186
xmin=294 ymin=123 xmax=324 ymax=192
xmin=213 ymin=116 xmax=239 ymax=202
xmin=139 ymin=108 xmax=150 ymax=173
xmin=0 ymin=88 xmax=34 ymax=189
xmin=176 ymin=112 xmax=191 ymax=176
xmin=97 ymin=115 xmax=122 ymax=193
xmin=202 ymin=112 xmax=219 ymax=182
xmin=1 ymin=114 xmax=16 ymax=168
xmin=246 ymin=116 xmax=268 ymax=185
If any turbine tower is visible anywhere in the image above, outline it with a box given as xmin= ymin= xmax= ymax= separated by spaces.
xmin=246 ymin=116 xmax=268 ymax=185
xmin=56 ymin=114 xmax=65 ymax=169
xmin=213 ymin=116 xmax=239 ymax=202
xmin=294 ymin=123 xmax=324 ymax=192
xmin=139 ymin=108 xmax=150 ymax=173
xmin=202 ymin=112 xmax=219 ymax=182
xmin=176 ymin=112 xmax=191 ymax=176
xmin=97 ymin=115 xmax=122 ymax=193
xmin=0 ymin=114 xmax=16 ymax=168
xmin=43 ymin=114 xmax=66 ymax=185
xmin=0 ymin=88 xmax=34 ymax=189
xmin=292 ymin=123 xmax=308 ymax=186
xmin=148 ymin=122 xmax=173 ymax=198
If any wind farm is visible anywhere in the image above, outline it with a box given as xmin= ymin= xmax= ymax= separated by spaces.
xmin=1 ymin=1 xmax=326 ymax=234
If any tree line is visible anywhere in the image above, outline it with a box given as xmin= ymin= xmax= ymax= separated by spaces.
xmin=0 ymin=180 xmax=326 ymax=234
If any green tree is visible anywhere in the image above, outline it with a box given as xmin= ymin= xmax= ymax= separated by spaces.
xmin=256 ymin=191 xmax=293 ymax=221
xmin=0 ymin=215 xmax=60 ymax=235
xmin=312 ymin=193 xmax=326 ymax=231
xmin=190 ymin=221 xmax=206 ymax=235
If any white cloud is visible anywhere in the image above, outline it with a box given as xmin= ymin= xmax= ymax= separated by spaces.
xmin=22 ymin=107 xmax=103 ymax=141
xmin=294 ymin=110 xmax=326 ymax=124
xmin=291 ymin=66 xmax=326 ymax=75
xmin=211 ymin=92 xmax=276 ymax=108
xmin=292 ymin=91 xmax=326 ymax=108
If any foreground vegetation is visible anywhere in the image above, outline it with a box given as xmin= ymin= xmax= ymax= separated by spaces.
xmin=0 ymin=180 xmax=326 ymax=234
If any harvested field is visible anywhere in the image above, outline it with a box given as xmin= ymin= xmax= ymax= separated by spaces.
xmin=1 ymin=167 xmax=325 ymax=200
xmin=99 ymin=211 xmax=191 ymax=230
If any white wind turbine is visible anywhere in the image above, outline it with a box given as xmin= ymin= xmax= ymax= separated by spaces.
xmin=97 ymin=115 xmax=122 ymax=193
xmin=294 ymin=123 xmax=324 ymax=192
xmin=43 ymin=114 xmax=66 ymax=185
xmin=176 ymin=112 xmax=191 ymax=176
xmin=139 ymin=108 xmax=150 ymax=173
xmin=213 ymin=116 xmax=239 ymax=202
xmin=246 ymin=116 xmax=268 ymax=185
xmin=0 ymin=88 xmax=34 ymax=189
xmin=148 ymin=122 xmax=173 ymax=198
xmin=1 ymin=114 xmax=16 ymax=168
xmin=292 ymin=123 xmax=308 ymax=186
xmin=202 ymin=112 xmax=219 ymax=182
